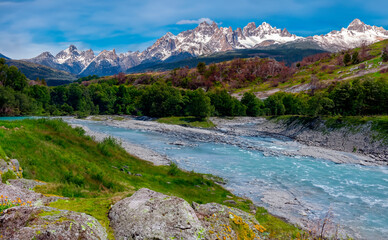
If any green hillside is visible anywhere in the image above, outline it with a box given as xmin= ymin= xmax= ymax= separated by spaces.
xmin=6 ymin=59 xmax=77 ymax=86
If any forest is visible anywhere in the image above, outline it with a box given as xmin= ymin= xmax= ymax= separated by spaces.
xmin=0 ymin=49 xmax=387 ymax=119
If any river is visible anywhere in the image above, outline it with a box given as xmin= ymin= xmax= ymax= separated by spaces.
xmin=1 ymin=116 xmax=387 ymax=239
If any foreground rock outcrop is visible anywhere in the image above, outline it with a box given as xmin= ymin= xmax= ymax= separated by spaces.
xmin=109 ymin=188 xmax=265 ymax=240
xmin=109 ymin=188 xmax=205 ymax=240
xmin=0 ymin=206 xmax=107 ymax=240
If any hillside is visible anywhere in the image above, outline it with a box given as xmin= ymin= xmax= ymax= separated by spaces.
xmin=0 ymin=53 xmax=10 ymax=60
xmin=5 ymin=59 xmax=77 ymax=86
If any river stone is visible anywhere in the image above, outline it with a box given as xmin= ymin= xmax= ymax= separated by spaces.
xmin=109 ymin=188 xmax=205 ymax=240
xmin=193 ymin=202 xmax=263 ymax=240
xmin=0 ymin=206 xmax=107 ymax=240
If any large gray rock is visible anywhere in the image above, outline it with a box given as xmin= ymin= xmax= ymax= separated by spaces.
xmin=0 ymin=206 xmax=107 ymax=240
xmin=109 ymin=188 xmax=205 ymax=240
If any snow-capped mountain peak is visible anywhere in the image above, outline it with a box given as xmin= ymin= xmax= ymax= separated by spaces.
xmin=312 ymin=18 xmax=388 ymax=51
xmin=25 ymin=18 xmax=388 ymax=77
xmin=347 ymin=19 xmax=370 ymax=32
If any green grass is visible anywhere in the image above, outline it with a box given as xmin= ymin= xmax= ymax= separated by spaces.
xmin=157 ymin=116 xmax=216 ymax=128
xmin=255 ymin=207 xmax=301 ymax=239
xmin=50 ymin=197 xmax=116 ymax=239
xmin=0 ymin=118 xmax=301 ymax=239
xmin=0 ymin=145 xmax=7 ymax=160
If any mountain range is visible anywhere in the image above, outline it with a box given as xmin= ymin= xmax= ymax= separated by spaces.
xmin=4 ymin=19 xmax=388 ymax=78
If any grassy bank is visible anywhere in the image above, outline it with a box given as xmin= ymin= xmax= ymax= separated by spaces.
xmin=0 ymin=118 xmax=300 ymax=239
xmin=157 ymin=116 xmax=216 ymax=128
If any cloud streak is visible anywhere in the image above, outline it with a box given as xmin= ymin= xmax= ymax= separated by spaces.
xmin=177 ymin=18 xmax=215 ymax=25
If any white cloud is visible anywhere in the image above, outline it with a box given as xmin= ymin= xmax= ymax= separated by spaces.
xmin=176 ymin=18 xmax=215 ymax=25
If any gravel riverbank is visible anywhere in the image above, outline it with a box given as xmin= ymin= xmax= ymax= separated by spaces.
xmin=69 ymin=116 xmax=380 ymax=166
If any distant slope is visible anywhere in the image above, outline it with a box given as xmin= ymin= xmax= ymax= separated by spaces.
xmin=0 ymin=53 xmax=10 ymax=60
xmin=127 ymin=43 xmax=327 ymax=73
xmin=6 ymin=59 xmax=77 ymax=86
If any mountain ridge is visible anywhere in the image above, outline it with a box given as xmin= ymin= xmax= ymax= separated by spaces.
xmin=19 ymin=19 xmax=388 ymax=77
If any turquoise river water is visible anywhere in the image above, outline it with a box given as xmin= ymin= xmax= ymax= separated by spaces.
xmin=1 ymin=117 xmax=387 ymax=239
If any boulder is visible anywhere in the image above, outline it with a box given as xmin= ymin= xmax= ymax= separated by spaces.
xmin=0 ymin=206 xmax=107 ymax=240
xmin=193 ymin=202 xmax=264 ymax=240
xmin=8 ymin=178 xmax=47 ymax=191
xmin=109 ymin=188 xmax=205 ymax=240
xmin=0 ymin=182 xmax=61 ymax=206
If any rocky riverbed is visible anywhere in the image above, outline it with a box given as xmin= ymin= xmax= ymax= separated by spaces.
xmin=68 ymin=115 xmax=383 ymax=166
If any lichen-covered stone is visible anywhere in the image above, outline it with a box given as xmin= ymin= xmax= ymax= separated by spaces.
xmin=0 ymin=182 xmax=61 ymax=206
xmin=0 ymin=206 xmax=107 ymax=240
xmin=193 ymin=202 xmax=264 ymax=240
xmin=8 ymin=178 xmax=47 ymax=191
xmin=109 ymin=188 xmax=205 ymax=240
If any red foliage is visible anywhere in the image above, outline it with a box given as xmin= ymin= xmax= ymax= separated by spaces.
xmin=300 ymin=53 xmax=331 ymax=67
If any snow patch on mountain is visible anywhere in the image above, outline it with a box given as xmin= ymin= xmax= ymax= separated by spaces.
xmin=24 ymin=19 xmax=388 ymax=76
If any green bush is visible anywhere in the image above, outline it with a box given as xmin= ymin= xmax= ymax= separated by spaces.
xmin=1 ymin=170 xmax=17 ymax=183
xmin=168 ymin=162 xmax=179 ymax=176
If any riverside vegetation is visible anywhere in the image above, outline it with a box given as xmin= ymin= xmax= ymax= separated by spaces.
xmin=0 ymin=41 xmax=387 ymax=121
xmin=0 ymin=118 xmax=302 ymax=239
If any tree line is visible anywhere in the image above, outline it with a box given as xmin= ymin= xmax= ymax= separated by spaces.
xmin=1 ymin=58 xmax=387 ymax=118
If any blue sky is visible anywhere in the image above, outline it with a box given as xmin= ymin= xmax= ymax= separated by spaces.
xmin=1 ymin=0 xmax=387 ymax=59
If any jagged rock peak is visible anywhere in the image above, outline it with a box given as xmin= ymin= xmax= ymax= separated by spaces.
xmin=258 ymin=22 xmax=274 ymax=30
xmin=37 ymin=51 xmax=54 ymax=58
xmin=162 ymin=32 xmax=175 ymax=39
xmin=347 ymin=19 xmax=369 ymax=32
xmin=68 ymin=44 xmax=77 ymax=52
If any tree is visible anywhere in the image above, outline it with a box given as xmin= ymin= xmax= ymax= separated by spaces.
xmin=343 ymin=53 xmax=351 ymax=66
xmin=139 ymin=83 xmax=183 ymax=117
xmin=241 ymin=92 xmax=262 ymax=116
xmin=208 ymin=89 xmax=236 ymax=116
xmin=264 ymin=93 xmax=286 ymax=116
xmin=186 ymin=89 xmax=212 ymax=119
xmin=196 ymin=62 xmax=206 ymax=75
xmin=351 ymin=51 xmax=359 ymax=65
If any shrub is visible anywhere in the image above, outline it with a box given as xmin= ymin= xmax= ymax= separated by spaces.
xmin=1 ymin=170 xmax=17 ymax=183
xmin=168 ymin=162 xmax=179 ymax=176
xmin=97 ymin=137 xmax=122 ymax=156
